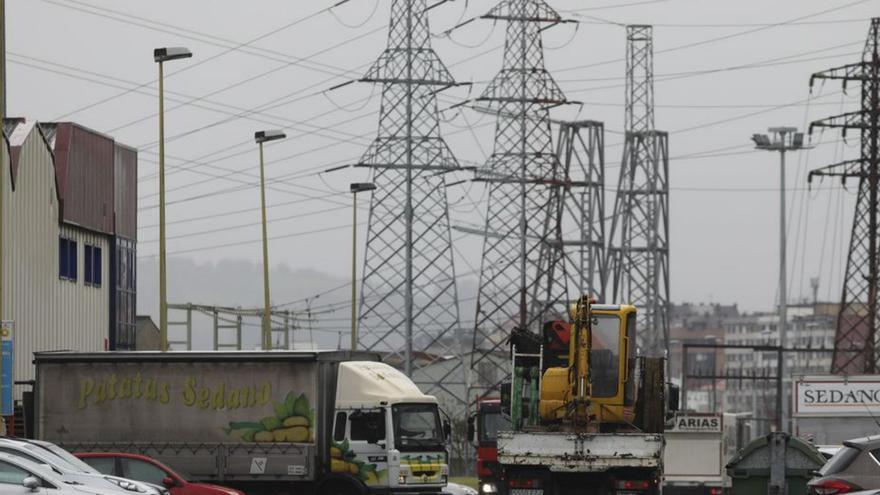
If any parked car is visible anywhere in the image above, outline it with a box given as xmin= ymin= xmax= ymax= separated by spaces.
xmin=76 ymin=453 xmax=244 ymax=495
xmin=818 ymin=445 xmax=844 ymax=460
xmin=443 ymin=481 xmax=479 ymax=495
xmin=0 ymin=437 xmax=165 ymax=495
xmin=809 ymin=435 xmax=880 ymax=494
xmin=0 ymin=451 xmax=130 ymax=495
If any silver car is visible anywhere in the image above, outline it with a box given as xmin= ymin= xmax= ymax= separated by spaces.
xmin=0 ymin=438 xmax=163 ymax=495
xmin=809 ymin=435 xmax=880 ymax=494
xmin=0 ymin=452 xmax=129 ymax=495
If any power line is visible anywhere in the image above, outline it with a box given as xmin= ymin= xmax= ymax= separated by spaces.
xmin=554 ymin=0 xmax=874 ymax=75
xmin=42 ymin=0 xmax=360 ymax=120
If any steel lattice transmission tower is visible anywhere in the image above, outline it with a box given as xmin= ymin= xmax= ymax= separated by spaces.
xmin=607 ymin=25 xmax=670 ymax=357
xmin=357 ymin=0 xmax=466 ymax=400
xmin=556 ymin=121 xmax=607 ymax=303
xmin=469 ymin=0 xmax=573 ymax=399
xmin=809 ymin=17 xmax=880 ymax=374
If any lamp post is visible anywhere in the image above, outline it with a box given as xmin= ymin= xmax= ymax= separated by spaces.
xmin=349 ymin=183 xmax=376 ymax=350
xmin=154 ymin=47 xmax=192 ymax=352
xmin=255 ymin=130 xmax=286 ymax=351
xmin=751 ymin=126 xmax=809 ymax=431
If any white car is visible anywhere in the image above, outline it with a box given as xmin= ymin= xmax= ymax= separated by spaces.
xmin=443 ymin=481 xmax=479 ymax=495
xmin=0 ymin=452 xmax=128 ymax=495
xmin=0 ymin=438 xmax=162 ymax=495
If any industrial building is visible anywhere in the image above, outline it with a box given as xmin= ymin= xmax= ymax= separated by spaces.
xmin=1 ymin=118 xmax=137 ymax=397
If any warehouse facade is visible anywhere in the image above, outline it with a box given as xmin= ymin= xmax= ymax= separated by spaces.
xmin=1 ymin=118 xmax=137 ymax=394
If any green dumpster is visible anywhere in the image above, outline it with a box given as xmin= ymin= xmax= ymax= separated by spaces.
xmin=725 ymin=432 xmax=826 ymax=495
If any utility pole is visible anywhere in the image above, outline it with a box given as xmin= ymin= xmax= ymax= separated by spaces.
xmin=607 ymin=25 xmax=671 ymax=357
xmin=808 ymin=18 xmax=880 ymax=374
xmin=357 ymin=0 xmax=465 ymax=398
xmin=752 ymin=127 xmax=808 ymax=431
xmin=470 ymin=0 xmax=574 ymax=399
xmin=254 ymin=130 xmax=286 ymax=351
xmin=349 ymin=182 xmax=375 ymax=351
xmin=153 ymin=47 xmax=192 ymax=351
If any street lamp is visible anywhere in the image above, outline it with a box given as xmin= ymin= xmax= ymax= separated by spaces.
xmin=255 ymin=130 xmax=286 ymax=351
xmin=349 ymin=182 xmax=376 ymax=350
xmin=752 ymin=126 xmax=809 ymax=431
xmin=154 ymin=46 xmax=192 ymax=352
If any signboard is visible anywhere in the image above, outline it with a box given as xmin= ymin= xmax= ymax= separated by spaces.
xmin=667 ymin=413 xmax=722 ymax=433
xmin=38 ymin=360 xmax=318 ymax=443
xmin=1 ymin=321 xmax=12 ymax=416
xmin=795 ymin=376 xmax=880 ymax=417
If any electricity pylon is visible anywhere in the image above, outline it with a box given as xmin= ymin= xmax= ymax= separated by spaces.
xmin=808 ymin=18 xmax=880 ymax=374
xmin=469 ymin=0 xmax=573 ymax=400
xmin=357 ymin=0 xmax=466 ymax=402
xmin=607 ymin=25 xmax=671 ymax=357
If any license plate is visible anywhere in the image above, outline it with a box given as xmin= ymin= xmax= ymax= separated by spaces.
xmin=511 ymin=490 xmax=542 ymax=495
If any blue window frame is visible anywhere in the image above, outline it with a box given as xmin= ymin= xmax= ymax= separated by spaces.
xmin=59 ymin=237 xmax=77 ymax=281
xmin=84 ymin=244 xmax=102 ymax=287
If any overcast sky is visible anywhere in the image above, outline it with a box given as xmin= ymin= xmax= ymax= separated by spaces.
xmin=7 ymin=0 xmax=879 ymax=321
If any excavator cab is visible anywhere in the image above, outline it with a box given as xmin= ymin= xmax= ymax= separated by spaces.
xmin=533 ymin=297 xmax=666 ymax=432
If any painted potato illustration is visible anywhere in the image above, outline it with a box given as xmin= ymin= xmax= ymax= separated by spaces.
xmin=225 ymin=391 xmax=316 ymax=443
xmin=330 ymin=439 xmax=384 ymax=484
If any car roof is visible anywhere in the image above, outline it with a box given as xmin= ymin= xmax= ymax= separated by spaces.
xmin=0 ymin=451 xmax=61 ymax=481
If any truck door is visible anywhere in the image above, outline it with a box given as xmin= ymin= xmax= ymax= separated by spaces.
xmin=332 ymin=409 xmax=389 ymax=486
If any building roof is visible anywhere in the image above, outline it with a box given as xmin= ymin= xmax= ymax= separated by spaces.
xmin=3 ymin=119 xmax=137 ymax=238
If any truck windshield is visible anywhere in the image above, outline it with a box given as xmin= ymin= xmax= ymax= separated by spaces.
xmin=392 ymin=404 xmax=443 ymax=451
xmin=591 ymin=314 xmax=620 ymax=398
xmin=480 ymin=409 xmax=510 ymax=444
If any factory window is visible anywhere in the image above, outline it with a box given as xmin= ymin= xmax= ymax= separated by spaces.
xmin=58 ymin=237 xmax=77 ymax=281
xmin=85 ymin=245 xmax=102 ymax=287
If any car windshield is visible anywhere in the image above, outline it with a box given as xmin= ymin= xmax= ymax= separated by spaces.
xmin=819 ymin=446 xmax=861 ymax=476
xmin=34 ymin=443 xmax=97 ymax=474
xmin=480 ymin=409 xmax=510 ymax=443
xmin=9 ymin=443 xmax=85 ymax=474
xmin=392 ymin=404 xmax=443 ymax=451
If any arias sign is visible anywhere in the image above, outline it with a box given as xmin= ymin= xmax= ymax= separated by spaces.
xmin=795 ymin=377 xmax=880 ymax=417
xmin=668 ymin=414 xmax=722 ymax=433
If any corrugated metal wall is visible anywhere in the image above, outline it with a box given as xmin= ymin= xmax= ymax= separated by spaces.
xmin=53 ymin=123 xmax=115 ymax=235
xmin=2 ymin=124 xmax=108 ymax=398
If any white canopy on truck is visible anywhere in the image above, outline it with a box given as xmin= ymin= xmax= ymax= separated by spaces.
xmin=335 ymin=361 xmax=437 ymax=408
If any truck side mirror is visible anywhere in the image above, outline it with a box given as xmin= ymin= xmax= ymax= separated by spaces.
xmin=666 ymin=383 xmax=680 ymax=413
xmin=467 ymin=415 xmax=476 ymax=443
xmin=443 ymin=419 xmax=451 ymax=440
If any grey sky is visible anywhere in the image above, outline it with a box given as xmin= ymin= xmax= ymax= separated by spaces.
xmin=7 ymin=0 xmax=878 ymax=320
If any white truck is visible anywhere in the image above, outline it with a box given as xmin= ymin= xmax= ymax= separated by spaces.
xmin=34 ymin=350 xmax=450 ymax=495
xmin=663 ymin=413 xmax=747 ymax=495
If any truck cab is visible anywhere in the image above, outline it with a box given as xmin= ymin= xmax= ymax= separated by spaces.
xmin=331 ymin=362 xmax=449 ymax=494
xmin=468 ymin=398 xmax=509 ymax=495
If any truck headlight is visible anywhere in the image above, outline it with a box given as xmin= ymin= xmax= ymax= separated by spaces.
xmin=481 ymin=483 xmax=498 ymax=494
xmin=398 ymin=475 xmax=407 ymax=484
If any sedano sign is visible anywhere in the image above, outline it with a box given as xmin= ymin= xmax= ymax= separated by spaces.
xmin=795 ymin=377 xmax=880 ymax=417
xmin=668 ymin=414 xmax=722 ymax=433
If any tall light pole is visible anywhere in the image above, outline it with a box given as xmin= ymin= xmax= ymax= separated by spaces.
xmin=153 ymin=47 xmax=192 ymax=352
xmin=752 ymin=126 xmax=809 ymax=431
xmin=349 ymin=182 xmax=375 ymax=351
xmin=255 ymin=130 xmax=286 ymax=351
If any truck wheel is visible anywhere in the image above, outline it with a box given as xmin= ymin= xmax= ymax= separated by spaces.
xmin=320 ymin=477 xmax=364 ymax=495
